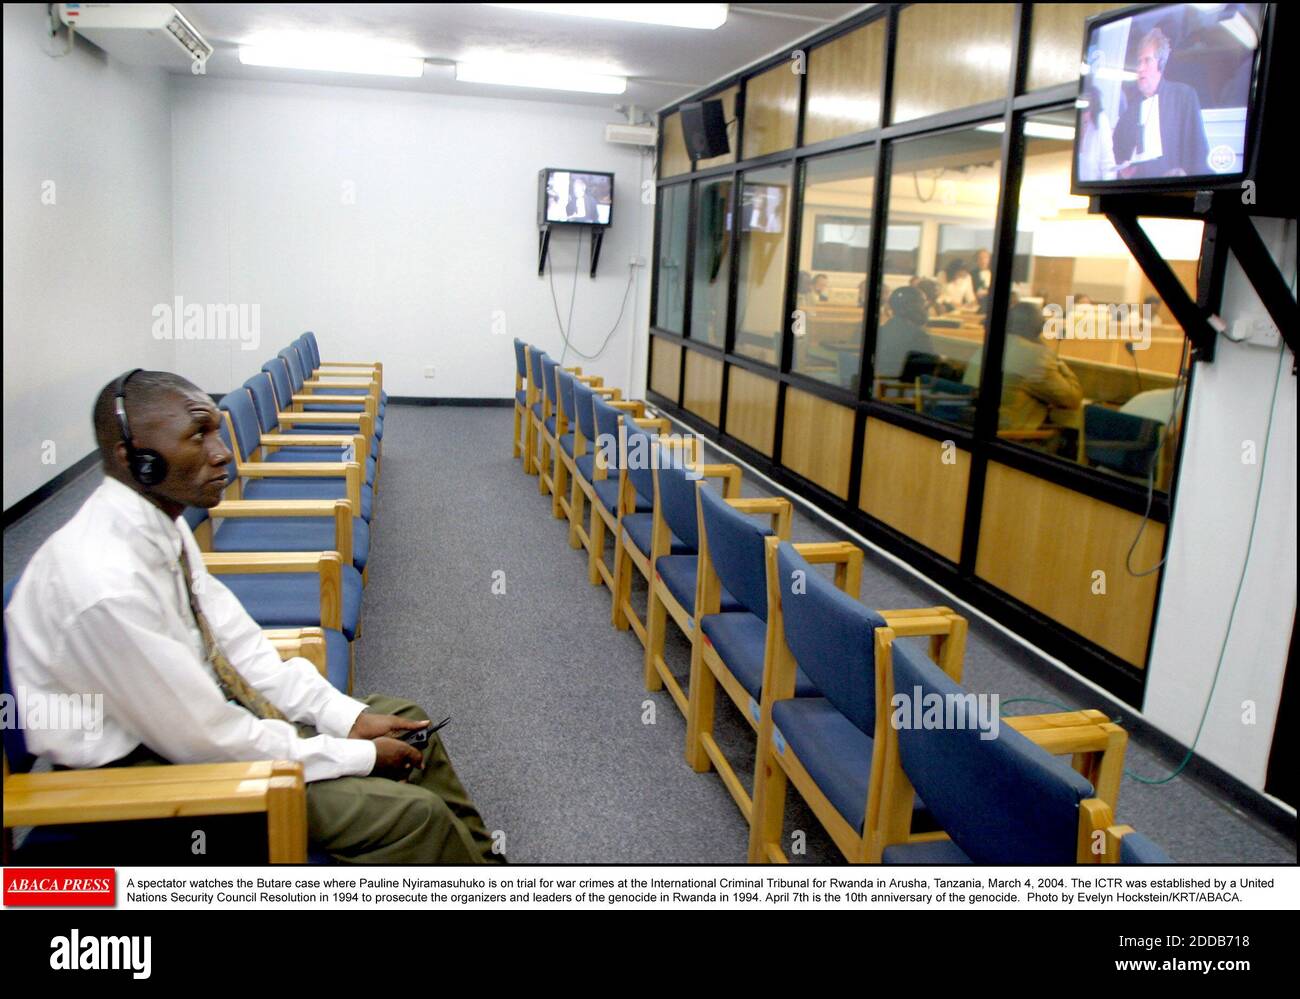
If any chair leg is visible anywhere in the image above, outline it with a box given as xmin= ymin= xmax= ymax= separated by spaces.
xmin=551 ymin=449 xmax=567 ymax=519
xmin=524 ymin=418 xmax=537 ymax=475
xmin=644 ymin=584 xmax=667 ymax=692
xmin=611 ymin=532 xmax=630 ymax=630
xmin=567 ymin=475 xmax=584 ymax=550
xmin=684 ymin=638 xmax=716 ymax=773
xmin=587 ymin=501 xmax=606 ymax=585
xmin=512 ymin=404 xmax=522 ymax=459
xmin=537 ymin=435 xmax=550 ymax=495
xmin=747 ymin=740 xmax=787 ymax=864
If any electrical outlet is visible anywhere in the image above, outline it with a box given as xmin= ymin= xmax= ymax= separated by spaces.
xmin=424 ymin=365 xmax=436 ymax=378
xmin=1246 ymin=318 xmax=1280 ymax=348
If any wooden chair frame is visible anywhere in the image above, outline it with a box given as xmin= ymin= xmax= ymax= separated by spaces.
xmin=3 ymin=633 xmax=321 ymax=863
xmin=872 ymin=640 xmax=1128 ymax=865
xmin=683 ymin=489 xmax=792 ymax=821
xmin=642 ymin=458 xmax=742 ymax=716
xmin=564 ymin=386 xmax=624 ymax=565
xmin=581 ymin=400 xmax=648 ymax=590
xmin=747 ymin=536 xmax=969 ymax=863
xmin=610 ymin=433 xmax=699 ymax=649
xmin=551 ymin=372 xmax=606 ymax=521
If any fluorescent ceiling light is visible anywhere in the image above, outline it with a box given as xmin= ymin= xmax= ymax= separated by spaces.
xmin=977 ymin=121 xmax=1077 ymax=140
xmin=239 ymin=44 xmax=425 ymax=77
xmin=486 ymin=3 xmax=728 ymax=29
xmin=456 ymin=59 xmax=626 ymax=94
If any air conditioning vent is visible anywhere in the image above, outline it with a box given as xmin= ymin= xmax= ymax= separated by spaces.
xmin=605 ymin=123 xmax=657 ymax=148
xmin=58 ymin=3 xmax=213 ymax=70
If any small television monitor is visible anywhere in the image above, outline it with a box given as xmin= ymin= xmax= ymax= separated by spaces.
xmin=1072 ymin=2 xmax=1269 ymax=194
xmin=539 ymin=169 xmax=614 ymax=226
xmin=740 ymin=183 xmax=785 ymax=233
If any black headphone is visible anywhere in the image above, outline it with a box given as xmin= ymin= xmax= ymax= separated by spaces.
xmin=114 ymin=368 xmax=168 ymax=487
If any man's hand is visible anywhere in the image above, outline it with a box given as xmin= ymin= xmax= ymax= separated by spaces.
xmin=349 ymin=711 xmax=429 ymax=741
xmin=371 ymin=737 xmax=423 ymax=780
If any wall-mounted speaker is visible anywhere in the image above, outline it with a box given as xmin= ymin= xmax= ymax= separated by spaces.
xmin=680 ymin=99 xmax=729 ymax=161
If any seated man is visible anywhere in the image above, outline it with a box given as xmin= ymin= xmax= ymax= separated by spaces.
xmin=963 ymin=302 xmax=1083 ymax=432
xmin=5 ymin=370 xmax=502 ymax=864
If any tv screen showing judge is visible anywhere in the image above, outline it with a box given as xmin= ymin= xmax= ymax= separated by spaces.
xmin=740 ymin=184 xmax=785 ymax=234
xmin=543 ymin=170 xmax=613 ymax=225
xmin=1074 ymin=2 xmax=1264 ymax=189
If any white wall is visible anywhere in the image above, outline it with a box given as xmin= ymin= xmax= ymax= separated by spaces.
xmin=2 ymin=3 xmax=174 ymax=509
xmin=1143 ymin=217 xmax=1297 ymax=792
xmin=169 ymin=76 xmax=654 ymax=400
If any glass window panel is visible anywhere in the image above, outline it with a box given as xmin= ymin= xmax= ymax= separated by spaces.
xmin=871 ymin=126 xmax=1003 ymax=425
xmin=892 ymin=3 xmax=1014 ymax=123
xmin=654 ymin=184 xmax=690 ymax=333
xmin=1026 ymin=3 xmax=1128 ymax=93
xmin=985 ymin=110 xmax=1197 ymax=491
xmin=792 ymin=146 xmax=878 ymax=391
xmin=689 ymin=178 xmax=733 ymax=347
xmin=805 ymin=18 xmax=885 ymax=145
xmin=734 ymin=165 xmax=794 ymax=364
xmin=742 ymin=62 xmax=799 ymax=160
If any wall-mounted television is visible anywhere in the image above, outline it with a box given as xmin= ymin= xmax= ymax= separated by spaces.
xmin=539 ymin=169 xmax=614 ymax=226
xmin=741 ymin=184 xmax=786 ymax=233
xmin=1071 ymin=2 xmax=1273 ymax=195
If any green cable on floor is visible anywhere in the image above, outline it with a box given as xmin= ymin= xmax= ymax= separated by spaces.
xmin=994 ymin=340 xmax=1286 ymax=788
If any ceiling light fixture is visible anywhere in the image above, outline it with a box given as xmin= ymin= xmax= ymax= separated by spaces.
xmin=486 ymin=3 xmax=728 ymax=29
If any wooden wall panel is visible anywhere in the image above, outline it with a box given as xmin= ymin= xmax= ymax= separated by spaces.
xmin=725 ymin=366 xmax=779 ymax=456
xmin=892 ymin=3 xmax=1014 ymax=123
xmin=682 ymin=350 xmax=724 ymax=426
xmin=976 ymin=462 xmax=1164 ymax=667
xmin=742 ymin=63 xmax=799 ymax=160
xmin=695 ymin=86 xmax=739 ymax=171
xmin=660 ymin=112 xmax=692 ymax=179
xmin=805 ymin=18 xmax=885 ymax=145
xmin=781 ymin=387 xmax=855 ymax=499
xmin=860 ymin=418 xmax=969 ymax=563
xmin=1026 ymin=4 xmax=1128 ymax=93
xmin=649 ymin=338 xmax=681 ymax=403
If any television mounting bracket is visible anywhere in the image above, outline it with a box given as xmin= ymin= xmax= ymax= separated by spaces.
xmin=1093 ymin=190 xmax=1298 ymax=368
xmin=538 ymin=224 xmax=605 ymax=279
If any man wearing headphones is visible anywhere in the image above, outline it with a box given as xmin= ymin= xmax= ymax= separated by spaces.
xmin=1113 ymin=27 xmax=1210 ymax=179
xmin=5 ymin=370 xmax=502 ymax=864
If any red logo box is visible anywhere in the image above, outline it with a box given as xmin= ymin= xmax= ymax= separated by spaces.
xmin=4 ymin=868 xmax=115 ymax=906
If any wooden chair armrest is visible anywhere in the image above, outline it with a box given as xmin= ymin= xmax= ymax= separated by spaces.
xmin=292 ymin=393 xmax=373 ymax=408
xmin=203 ymin=552 xmax=343 ymax=630
xmin=696 ymin=463 xmax=742 ymax=497
xmin=790 ymin=541 xmax=864 ymax=597
xmin=593 ymin=387 xmax=623 ymax=400
xmin=577 ymin=375 xmax=604 ymax=386
xmin=320 ymin=361 xmax=380 ymax=369
xmin=608 ymin=401 xmax=646 ymax=416
xmin=1018 ymin=720 xmax=1125 ymax=756
xmin=726 ymin=497 xmax=792 ymax=537
xmin=5 ymin=761 xmax=308 ymax=861
xmin=562 ymin=365 xmax=583 ymax=375
xmin=239 ymin=461 xmax=350 ymax=476
xmin=302 ymin=379 xmax=376 ymax=391
xmin=1004 ymin=709 xmax=1111 ymax=733
xmin=210 ymin=499 xmax=341 ymax=517
xmin=261 ymin=432 xmax=368 ymax=467
xmin=634 ymin=418 xmax=671 ymax=432
xmin=265 ymin=627 xmax=328 ymax=677
xmin=879 ymin=608 xmax=960 ymax=638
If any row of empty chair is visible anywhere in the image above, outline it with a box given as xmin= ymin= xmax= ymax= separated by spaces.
xmin=511 ymin=337 xmax=1170 ymax=864
xmin=3 ymin=333 xmax=385 ymax=862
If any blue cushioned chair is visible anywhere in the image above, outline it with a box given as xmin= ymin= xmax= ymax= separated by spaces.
xmin=188 ymin=493 xmax=369 ymax=576
xmin=260 ymin=356 xmax=381 ymax=476
xmin=565 ymin=377 xmax=623 ymax=567
xmin=643 ymin=445 xmax=746 ymax=714
xmin=295 ymin=334 xmax=386 ymax=414
xmin=243 ymin=372 xmax=377 ymax=487
xmin=513 ymin=339 xmax=531 ymax=463
xmin=1084 ymin=404 xmax=1163 ymax=479
xmin=611 ymin=419 xmax=695 ymax=647
xmin=299 ymin=330 xmax=385 ymax=402
xmin=683 ymin=484 xmax=796 ymax=820
xmin=273 ymin=346 xmax=379 ymax=439
xmin=748 ymin=539 xmax=968 ymax=863
xmin=535 ymin=354 xmax=565 ymax=502
xmin=581 ymin=393 xmax=655 ymax=594
xmin=550 ymin=367 xmax=608 ymax=521
xmin=873 ymin=639 xmax=1138 ymax=865
xmin=218 ymin=389 xmax=372 ymax=523
xmin=523 ymin=346 xmax=548 ymax=477
xmin=3 ymin=577 xmax=309 ymax=863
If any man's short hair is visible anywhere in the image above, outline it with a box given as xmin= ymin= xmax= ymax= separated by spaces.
xmin=92 ymin=370 xmax=203 ymax=459
xmin=1140 ymin=27 xmax=1171 ymax=72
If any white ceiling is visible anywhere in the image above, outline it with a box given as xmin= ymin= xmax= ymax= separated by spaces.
xmin=175 ymin=3 xmax=869 ymax=114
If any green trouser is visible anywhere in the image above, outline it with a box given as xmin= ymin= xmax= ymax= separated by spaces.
xmin=73 ymin=694 xmax=504 ymax=865
xmin=300 ymin=694 xmax=504 ymax=865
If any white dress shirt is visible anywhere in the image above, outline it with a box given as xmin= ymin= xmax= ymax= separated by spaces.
xmin=5 ymin=477 xmax=376 ymax=782
xmin=1134 ymin=95 xmax=1163 ymax=163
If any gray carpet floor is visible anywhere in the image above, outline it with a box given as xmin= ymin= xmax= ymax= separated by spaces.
xmin=4 ymin=404 xmax=1295 ymax=864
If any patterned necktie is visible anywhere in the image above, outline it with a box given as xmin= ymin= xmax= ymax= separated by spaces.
xmin=176 ymin=542 xmax=288 ymax=721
